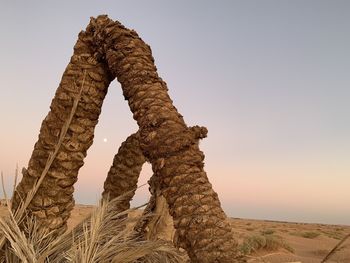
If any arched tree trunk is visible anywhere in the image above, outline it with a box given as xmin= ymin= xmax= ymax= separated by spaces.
xmin=90 ymin=16 xmax=242 ymax=262
xmin=12 ymin=15 xmax=244 ymax=262
xmin=102 ymin=126 xmax=205 ymax=243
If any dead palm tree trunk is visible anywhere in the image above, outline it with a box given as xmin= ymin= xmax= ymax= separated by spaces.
xmin=101 ymin=132 xmax=174 ymax=240
xmin=102 ymin=132 xmax=146 ymax=212
xmin=134 ymin=174 xmax=175 ymax=242
xmin=90 ymin=15 xmax=243 ymax=263
xmin=12 ymin=15 xmax=243 ymax=262
xmin=12 ymin=27 xmax=113 ymax=232
xmin=101 ymin=131 xmax=176 ymax=244
xmin=103 ymin=126 xmax=205 ymax=243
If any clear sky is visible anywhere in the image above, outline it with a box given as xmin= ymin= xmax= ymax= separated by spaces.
xmin=0 ymin=1 xmax=349 ymax=225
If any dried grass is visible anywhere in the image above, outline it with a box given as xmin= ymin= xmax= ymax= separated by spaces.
xmin=290 ymin=231 xmax=320 ymax=239
xmin=321 ymin=232 xmax=350 ymax=263
xmin=0 ymin=194 xmax=185 ymax=263
xmin=239 ymin=233 xmax=294 ymax=255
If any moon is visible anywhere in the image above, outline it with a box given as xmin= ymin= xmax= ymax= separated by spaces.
xmin=103 ymin=138 xmax=107 ymax=143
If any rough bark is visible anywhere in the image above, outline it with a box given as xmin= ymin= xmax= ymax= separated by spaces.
xmin=103 ymin=127 xmax=203 ymax=242
xmin=102 ymin=132 xmax=175 ymax=241
xmin=12 ymin=28 xmax=113 ymax=232
xmin=134 ymin=175 xmax=175 ymax=242
xmin=90 ymin=15 xmax=242 ymax=262
xmin=101 ymin=133 xmax=182 ymax=257
xmin=13 ymin=15 xmax=243 ymax=262
xmin=102 ymin=132 xmax=146 ymax=212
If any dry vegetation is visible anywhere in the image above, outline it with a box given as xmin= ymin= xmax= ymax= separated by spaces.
xmin=239 ymin=233 xmax=294 ymax=255
xmin=0 ymin=197 xmax=349 ymax=262
xmin=231 ymin=218 xmax=350 ymax=263
xmin=0 ymin=195 xmax=186 ymax=263
xmin=0 ymin=164 xmax=185 ymax=262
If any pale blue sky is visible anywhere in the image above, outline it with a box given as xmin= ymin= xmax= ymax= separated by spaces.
xmin=0 ymin=1 xmax=349 ymax=225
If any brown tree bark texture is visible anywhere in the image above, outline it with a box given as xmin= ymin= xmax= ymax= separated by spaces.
xmin=90 ymin=15 xmax=241 ymax=262
xmin=102 ymin=132 xmax=146 ymax=212
xmin=136 ymin=175 xmax=176 ymax=242
xmin=102 ymin=133 xmax=174 ymax=241
xmin=102 ymin=126 xmax=206 ymax=243
xmin=101 ymin=133 xmax=175 ymax=242
xmin=12 ymin=28 xmax=113 ymax=232
xmin=13 ymin=15 xmax=243 ymax=262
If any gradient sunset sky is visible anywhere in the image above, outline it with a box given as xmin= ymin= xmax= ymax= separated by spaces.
xmin=0 ymin=1 xmax=349 ymax=225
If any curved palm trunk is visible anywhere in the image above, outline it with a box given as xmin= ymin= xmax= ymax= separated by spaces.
xmin=102 ymin=132 xmax=175 ymax=242
xmin=12 ymin=15 xmax=243 ymax=262
xmin=103 ymin=126 xmax=204 ymax=242
xmin=12 ymin=28 xmax=113 ymax=232
xmin=90 ymin=16 xmax=242 ymax=262
xmin=102 ymin=132 xmax=145 ymax=212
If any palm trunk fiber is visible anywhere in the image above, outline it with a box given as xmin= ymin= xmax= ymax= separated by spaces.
xmin=101 ymin=132 xmax=175 ymax=242
xmin=12 ymin=15 xmax=243 ymax=262
xmin=102 ymin=126 xmax=206 ymax=243
xmin=12 ymin=28 xmax=113 ymax=232
xmin=134 ymin=174 xmax=176 ymax=242
xmin=90 ymin=16 xmax=242 ymax=262
xmin=102 ymin=132 xmax=145 ymax=212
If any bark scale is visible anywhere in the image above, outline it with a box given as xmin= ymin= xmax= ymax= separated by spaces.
xmin=101 ymin=132 xmax=175 ymax=241
xmin=102 ymin=132 xmax=145 ymax=212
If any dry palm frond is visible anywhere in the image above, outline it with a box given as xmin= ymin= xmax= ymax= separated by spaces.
xmin=111 ymin=241 xmax=185 ymax=263
xmin=62 ymin=196 xmax=185 ymax=263
xmin=12 ymin=164 xmax=19 ymax=205
xmin=321 ymin=232 xmax=350 ymax=263
xmin=0 ymin=210 xmax=36 ymax=262
xmin=1 ymin=194 xmax=185 ymax=263
xmin=0 ymin=198 xmax=58 ymax=263
xmin=0 ymin=71 xmax=87 ymax=253
xmin=44 ymin=190 xmax=144 ymax=262
xmin=13 ymin=70 xmax=87 ymax=224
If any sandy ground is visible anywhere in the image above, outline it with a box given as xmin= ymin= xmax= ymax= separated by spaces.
xmin=1 ymin=204 xmax=349 ymax=262
xmin=230 ymin=218 xmax=350 ymax=263
xmin=57 ymin=206 xmax=350 ymax=262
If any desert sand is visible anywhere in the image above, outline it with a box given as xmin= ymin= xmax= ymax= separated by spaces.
xmin=230 ymin=218 xmax=350 ymax=262
xmin=1 ymin=204 xmax=349 ymax=263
